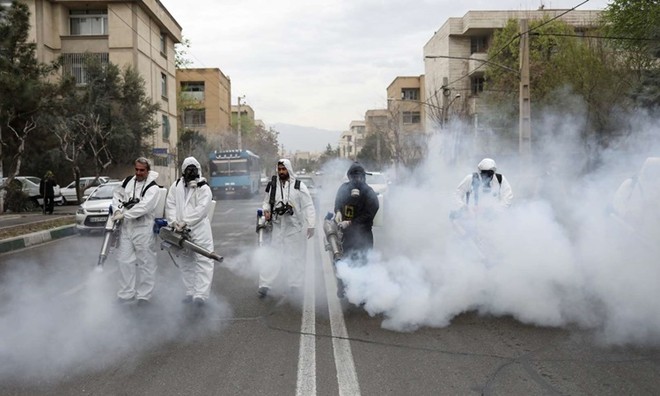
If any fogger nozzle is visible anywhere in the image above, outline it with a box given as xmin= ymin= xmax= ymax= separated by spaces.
xmin=159 ymin=226 xmax=223 ymax=262
xmin=323 ymin=215 xmax=342 ymax=263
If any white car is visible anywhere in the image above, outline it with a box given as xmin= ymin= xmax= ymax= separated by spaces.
xmin=61 ymin=176 xmax=110 ymax=204
xmin=296 ymin=175 xmax=319 ymax=204
xmin=75 ymin=181 xmax=121 ymax=233
xmin=366 ymin=172 xmax=389 ymax=196
xmin=366 ymin=171 xmax=389 ymax=227
xmin=0 ymin=176 xmax=63 ymax=209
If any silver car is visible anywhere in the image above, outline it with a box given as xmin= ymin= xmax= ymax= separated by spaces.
xmin=75 ymin=181 xmax=121 ymax=233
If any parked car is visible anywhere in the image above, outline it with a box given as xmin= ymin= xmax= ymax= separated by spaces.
xmin=0 ymin=176 xmax=63 ymax=209
xmin=365 ymin=172 xmax=389 ymax=196
xmin=61 ymin=176 xmax=110 ymax=205
xmin=81 ymin=178 xmax=121 ymax=201
xmin=366 ymin=171 xmax=390 ymax=227
xmin=75 ymin=181 xmax=121 ymax=233
xmin=297 ymin=174 xmax=319 ymax=208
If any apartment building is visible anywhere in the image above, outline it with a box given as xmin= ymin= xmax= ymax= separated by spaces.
xmin=339 ymin=120 xmax=366 ymax=160
xmin=423 ymin=9 xmax=601 ymax=132
xmin=386 ymin=75 xmax=427 ymax=134
xmin=177 ymin=68 xmax=232 ymax=140
xmin=18 ymin=0 xmax=182 ymax=185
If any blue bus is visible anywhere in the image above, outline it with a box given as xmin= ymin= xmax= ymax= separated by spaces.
xmin=208 ymin=149 xmax=261 ymax=198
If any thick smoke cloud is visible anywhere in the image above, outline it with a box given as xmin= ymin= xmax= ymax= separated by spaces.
xmin=0 ymin=261 xmax=232 ymax=384
xmin=334 ymin=109 xmax=660 ymax=346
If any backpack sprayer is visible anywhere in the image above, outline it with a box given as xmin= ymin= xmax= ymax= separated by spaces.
xmin=323 ymin=212 xmax=343 ymax=263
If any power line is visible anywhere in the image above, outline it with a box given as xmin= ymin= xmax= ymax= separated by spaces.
xmin=434 ymin=0 xmax=592 ymax=91
xmin=530 ymin=32 xmax=660 ymax=41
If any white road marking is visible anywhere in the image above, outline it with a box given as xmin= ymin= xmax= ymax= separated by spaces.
xmin=296 ymin=237 xmax=317 ymax=396
xmin=318 ymin=233 xmax=361 ymax=396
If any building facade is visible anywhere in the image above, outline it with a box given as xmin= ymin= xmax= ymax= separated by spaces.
xmin=177 ymin=68 xmax=232 ymax=141
xmin=339 ymin=120 xmax=365 ymax=160
xmin=386 ymin=75 xmax=427 ymax=134
xmin=19 ymin=0 xmax=182 ymax=185
xmin=422 ymin=9 xmax=601 ymax=133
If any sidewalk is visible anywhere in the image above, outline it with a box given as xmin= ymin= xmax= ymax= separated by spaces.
xmin=0 ymin=207 xmax=77 ymax=254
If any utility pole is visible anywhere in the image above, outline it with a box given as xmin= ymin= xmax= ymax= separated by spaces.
xmin=519 ymin=19 xmax=532 ymax=166
xmin=237 ymin=95 xmax=245 ymax=151
xmin=0 ymin=125 xmax=3 ymax=214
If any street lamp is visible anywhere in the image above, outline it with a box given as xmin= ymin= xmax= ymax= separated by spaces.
xmin=236 ymin=95 xmax=245 ymax=150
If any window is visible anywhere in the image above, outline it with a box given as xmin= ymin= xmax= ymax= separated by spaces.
xmin=401 ymin=88 xmax=420 ymax=101
xmin=161 ymin=72 xmax=168 ymax=98
xmin=61 ymin=53 xmax=109 ymax=85
xmin=70 ymin=9 xmax=108 ymax=36
xmin=160 ymin=32 xmax=167 ymax=56
xmin=183 ymin=109 xmax=206 ymax=127
xmin=470 ymin=36 xmax=488 ymax=54
xmin=181 ymin=81 xmax=205 ymax=101
xmin=402 ymin=111 xmax=421 ymax=124
xmin=162 ymin=115 xmax=170 ymax=141
xmin=471 ymin=76 xmax=485 ymax=95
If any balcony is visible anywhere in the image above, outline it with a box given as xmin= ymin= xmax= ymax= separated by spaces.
xmin=468 ymin=53 xmax=488 ymax=75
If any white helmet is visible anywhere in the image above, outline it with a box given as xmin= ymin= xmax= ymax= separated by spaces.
xmin=477 ymin=158 xmax=497 ymax=172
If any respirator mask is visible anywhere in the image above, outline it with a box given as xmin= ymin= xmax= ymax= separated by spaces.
xmin=184 ymin=165 xmax=199 ymax=187
xmin=480 ymin=169 xmax=495 ymax=192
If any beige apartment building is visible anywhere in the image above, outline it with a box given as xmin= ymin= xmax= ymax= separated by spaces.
xmin=386 ymin=75 xmax=427 ymax=134
xmin=177 ymin=68 xmax=232 ymax=140
xmin=339 ymin=120 xmax=366 ymax=160
xmin=423 ymin=9 xmax=601 ymax=132
xmin=17 ymin=0 xmax=182 ymax=185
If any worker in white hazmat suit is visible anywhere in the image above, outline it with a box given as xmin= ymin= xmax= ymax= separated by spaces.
xmin=165 ymin=156 xmax=216 ymax=307
xmin=111 ymin=157 xmax=161 ymax=305
xmin=455 ymin=158 xmax=513 ymax=212
xmin=258 ymin=159 xmax=316 ymax=299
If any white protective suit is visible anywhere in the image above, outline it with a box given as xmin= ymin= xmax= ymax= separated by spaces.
xmin=260 ymin=159 xmax=316 ymax=291
xmin=455 ymin=158 xmax=513 ymax=211
xmin=165 ymin=157 xmax=215 ymax=302
xmin=611 ymin=157 xmax=660 ymax=238
xmin=112 ymin=170 xmax=161 ymax=301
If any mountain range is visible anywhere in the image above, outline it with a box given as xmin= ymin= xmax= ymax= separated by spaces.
xmin=272 ymin=123 xmax=342 ymax=154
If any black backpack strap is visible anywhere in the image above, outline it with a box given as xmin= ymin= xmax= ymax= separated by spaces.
xmin=141 ymin=180 xmax=159 ymax=197
xmin=197 ymin=180 xmax=208 ymax=188
xmin=122 ymin=175 xmax=133 ymax=189
xmin=496 ymin=173 xmax=502 ymax=184
xmin=294 ymin=179 xmax=301 ymax=190
xmin=268 ymin=176 xmax=277 ymax=209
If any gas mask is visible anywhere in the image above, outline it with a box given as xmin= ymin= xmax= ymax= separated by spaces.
xmin=183 ymin=165 xmax=199 ymax=187
xmin=480 ymin=170 xmax=494 ymax=191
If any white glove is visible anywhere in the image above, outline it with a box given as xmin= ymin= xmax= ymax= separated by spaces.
xmin=174 ymin=221 xmax=187 ymax=232
xmin=338 ymin=220 xmax=351 ymax=229
xmin=111 ymin=211 xmax=124 ymax=222
xmin=335 ymin=211 xmax=343 ymax=222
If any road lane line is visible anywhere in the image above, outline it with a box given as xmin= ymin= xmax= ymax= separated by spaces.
xmin=318 ymin=233 xmax=361 ymax=396
xmin=296 ymin=237 xmax=317 ymax=396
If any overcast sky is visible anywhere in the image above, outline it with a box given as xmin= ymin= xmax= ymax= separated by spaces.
xmin=161 ymin=0 xmax=611 ymax=132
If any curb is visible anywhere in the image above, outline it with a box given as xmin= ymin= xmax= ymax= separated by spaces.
xmin=0 ymin=224 xmax=77 ymax=254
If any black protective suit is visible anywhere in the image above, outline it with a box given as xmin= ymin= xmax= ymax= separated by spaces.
xmin=334 ymin=162 xmax=380 ymax=262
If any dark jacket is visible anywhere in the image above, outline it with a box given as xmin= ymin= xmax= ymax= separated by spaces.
xmin=334 ymin=163 xmax=380 ymax=256
xmin=39 ymin=178 xmax=56 ymax=198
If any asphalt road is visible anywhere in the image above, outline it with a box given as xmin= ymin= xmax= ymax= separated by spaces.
xmin=0 ymin=194 xmax=658 ymax=395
